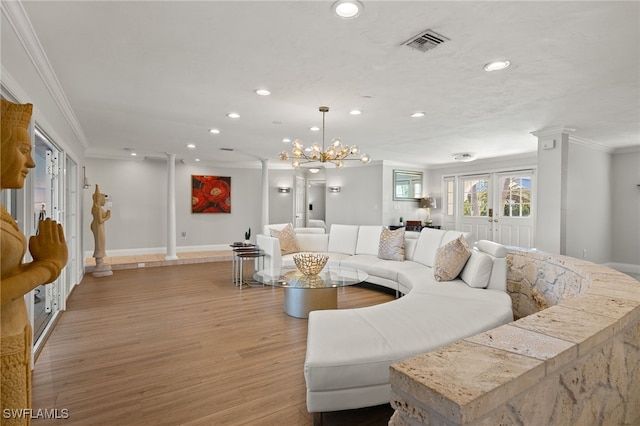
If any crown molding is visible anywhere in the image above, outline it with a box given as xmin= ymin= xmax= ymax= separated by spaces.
xmin=530 ymin=125 xmax=576 ymax=138
xmin=613 ymin=145 xmax=640 ymax=154
xmin=569 ymin=134 xmax=614 ymax=153
xmin=531 ymin=125 xmax=615 ymax=153
xmin=2 ymin=0 xmax=89 ymax=149
xmin=427 ymin=151 xmax=537 ymax=171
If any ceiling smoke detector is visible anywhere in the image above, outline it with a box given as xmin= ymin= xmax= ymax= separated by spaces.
xmin=402 ymin=29 xmax=450 ymax=53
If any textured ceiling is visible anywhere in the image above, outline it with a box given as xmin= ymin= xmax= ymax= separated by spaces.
xmin=19 ymin=1 xmax=640 ymax=167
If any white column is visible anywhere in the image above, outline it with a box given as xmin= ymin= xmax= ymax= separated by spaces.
xmin=166 ymin=153 xmax=178 ymax=260
xmin=261 ymin=159 xmax=270 ymax=231
xmin=531 ymin=125 xmax=572 ymax=255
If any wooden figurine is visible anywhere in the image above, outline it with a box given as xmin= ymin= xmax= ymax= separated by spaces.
xmin=90 ymin=185 xmax=112 ymax=277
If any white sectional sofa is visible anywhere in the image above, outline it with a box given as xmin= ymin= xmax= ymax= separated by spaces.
xmin=256 ymin=224 xmax=513 ymax=417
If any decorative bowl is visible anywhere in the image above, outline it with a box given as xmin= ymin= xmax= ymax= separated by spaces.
xmin=293 ymin=253 xmax=329 ymax=276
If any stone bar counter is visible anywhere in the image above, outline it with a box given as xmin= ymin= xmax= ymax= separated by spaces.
xmin=389 ymin=247 xmax=640 ymax=425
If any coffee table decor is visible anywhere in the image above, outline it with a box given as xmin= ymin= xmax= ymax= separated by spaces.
xmin=293 ymin=252 xmax=328 ymax=276
xmin=253 ymin=265 xmax=368 ymax=318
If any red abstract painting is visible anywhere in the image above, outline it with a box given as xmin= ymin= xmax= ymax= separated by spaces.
xmin=191 ymin=175 xmax=231 ymax=213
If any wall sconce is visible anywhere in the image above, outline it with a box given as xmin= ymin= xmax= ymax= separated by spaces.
xmin=83 ymin=166 xmax=91 ymax=189
xmin=328 ymin=186 xmax=341 ymax=193
xmin=278 ymin=186 xmax=291 ymax=193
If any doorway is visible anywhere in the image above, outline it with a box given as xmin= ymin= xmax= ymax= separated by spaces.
xmin=294 ymin=176 xmax=305 ymax=228
xmin=307 ymin=180 xmax=326 ymax=227
xmin=32 ymin=128 xmax=64 ymax=344
xmin=458 ymin=170 xmax=535 ymax=248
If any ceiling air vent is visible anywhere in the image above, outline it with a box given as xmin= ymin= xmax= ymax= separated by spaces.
xmin=220 ymin=148 xmax=234 ymax=152
xmin=402 ymin=29 xmax=450 ymax=53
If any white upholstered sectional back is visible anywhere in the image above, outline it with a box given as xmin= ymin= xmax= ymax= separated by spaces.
xmin=257 ymin=223 xmax=506 ymax=294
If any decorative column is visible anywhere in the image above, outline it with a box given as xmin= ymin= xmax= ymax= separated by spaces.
xmin=261 ymin=158 xmax=269 ymax=231
xmin=166 ymin=152 xmax=178 ymax=260
xmin=530 ymin=125 xmax=572 ymax=255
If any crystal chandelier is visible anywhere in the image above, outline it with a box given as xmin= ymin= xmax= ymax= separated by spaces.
xmin=280 ymin=106 xmax=371 ymax=168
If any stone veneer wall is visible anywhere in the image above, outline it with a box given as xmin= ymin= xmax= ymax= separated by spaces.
xmin=389 ymin=248 xmax=640 ymax=425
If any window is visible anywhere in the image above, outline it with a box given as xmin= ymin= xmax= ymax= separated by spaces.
xmin=500 ymin=175 xmax=531 ymax=217
xmin=462 ymin=177 xmax=488 ymax=216
xmin=444 ymin=177 xmax=454 ymax=216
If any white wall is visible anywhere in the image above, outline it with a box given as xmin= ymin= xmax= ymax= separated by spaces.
xmin=268 ymin=169 xmax=295 ymax=225
xmin=325 ymin=163 xmax=383 ymax=228
xmin=383 ymin=164 xmax=427 ymax=226
xmin=83 ymin=157 xmax=263 ymax=254
xmin=611 ymin=148 xmax=640 ymax=267
xmin=565 ymin=142 xmax=612 ymax=263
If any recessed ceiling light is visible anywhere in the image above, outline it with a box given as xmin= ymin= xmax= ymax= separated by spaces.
xmin=130 ymin=152 xmax=137 ymax=156
xmin=254 ymin=89 xmax=271 ymax=96
xmin=226 ymin=112 xmax=240 ymax=119
xmin=309 ymin=168 xmax=320 ymax=174
xmin=186 ymin=143 xmax=196 ymax=149
xmin=310 ymin=126 xmax=320 ymax=132
xmin=454 ymin=153 xmax=477 ymax=162
xmin=349 ymin=109 xmax=362 ymax=115
xmin=282 ymin=138 xmax=292 ymax=143
xmin=195 ymin=158 xmax=200 ymax=162
xmin=484 ymin=60 xmax=510 ymax=72
xmin=410 ymin=112 xmax=425 ymax=118
xmin=331 ymin=0 xmax=363 ymax=19
xmin=209 ymin=128 xmax=221 ymax=134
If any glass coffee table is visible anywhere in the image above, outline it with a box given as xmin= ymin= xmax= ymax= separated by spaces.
xmin=254 ymin=264 xmax=369 ymax=318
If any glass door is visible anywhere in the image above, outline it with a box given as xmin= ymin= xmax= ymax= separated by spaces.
xmin=459 ymin=174 xmax=491 ymax=242
xmin=32 ymin=128 xmax=64 ymax=344
xmin=458 ymin=171 xmax=535 ymax=248
xmin=64 ymin=156 xmax=79 ymax=305
xmin=493 ymin=171 xmax=534 ymax=248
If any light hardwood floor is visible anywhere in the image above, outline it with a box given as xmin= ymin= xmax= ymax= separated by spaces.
xmin=32 ymin=261 xmax=395 ymax=425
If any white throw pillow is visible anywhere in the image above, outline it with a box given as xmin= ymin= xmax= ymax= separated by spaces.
xmin=460 ymin=249 xmax=493 ymax=288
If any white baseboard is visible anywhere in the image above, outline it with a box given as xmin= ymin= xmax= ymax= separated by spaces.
xmin=84 ymin=244 xmax=231 ymax=259
xmin=603 ymin=262 xmax=640 ymax=274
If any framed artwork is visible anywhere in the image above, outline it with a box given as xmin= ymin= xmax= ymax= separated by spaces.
xmin=191 ymin=175 xmax=231 ymax=213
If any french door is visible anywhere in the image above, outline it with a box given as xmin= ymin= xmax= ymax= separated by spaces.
xmin=31 ymin=128 xmax=64 ymax=345
xmin=458 ymin=170 xmax=534 ymax=248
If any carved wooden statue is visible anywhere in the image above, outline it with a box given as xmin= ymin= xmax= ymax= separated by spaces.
xmin=90 ymin=184 xmax=112 ymax=277
xmin=1 ymin=99 xmax=68 ymax=424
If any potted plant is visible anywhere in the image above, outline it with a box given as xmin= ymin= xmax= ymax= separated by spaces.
xmin=244 ymin=227 xmax=251 ymax=244
xmin=399 ymin=217 xmax=404 ymax=226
